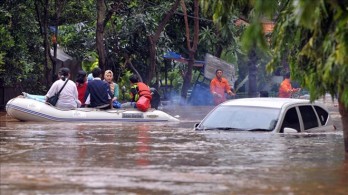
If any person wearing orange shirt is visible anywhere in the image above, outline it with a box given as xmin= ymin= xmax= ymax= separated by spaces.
xmin=278 ymin=72 xmax=301 ymax=98
xmin=210 ymin=69 xmax=235 ymax=105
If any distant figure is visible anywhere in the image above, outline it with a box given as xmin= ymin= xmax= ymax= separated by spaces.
xmin=76 ymin=70 xmax=87 ymax=107
xmin=210 ymin=69 xmax=235 ymax=105
xmin=84 ymin=67 xmax=113 ymax=109
xmin=278 ymin=72 xmax=301 ymax=98
xmin=122 ymin=74 xmax=152 ymax=111
xmin=45 ymin=67 xmax=80 ymax=109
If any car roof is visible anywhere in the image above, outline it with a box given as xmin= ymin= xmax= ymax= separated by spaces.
xmin=220 ymin=98 xmax=310 ymax=109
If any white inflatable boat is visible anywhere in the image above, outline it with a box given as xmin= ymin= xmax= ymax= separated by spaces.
xmin=6 ymin=96 xmax=179 ymax=122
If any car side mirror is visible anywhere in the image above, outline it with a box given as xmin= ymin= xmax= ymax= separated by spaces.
xmin=193 ymin=123 xmax=199 ymax=130
xmin=283 ymin=127 xmax=298 ymax=133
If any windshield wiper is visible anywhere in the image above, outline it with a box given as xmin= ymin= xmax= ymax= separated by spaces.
xmin=198 ymin=127 xmax=243 ymax=131
xmin=247 ymin=128 xmax=272 ymax=132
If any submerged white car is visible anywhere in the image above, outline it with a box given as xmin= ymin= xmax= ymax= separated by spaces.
xmin=194 ymin=98 xmax=336 ymax=133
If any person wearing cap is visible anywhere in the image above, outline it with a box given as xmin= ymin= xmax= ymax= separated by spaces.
xmin=45 ymin=67 xmax=81 ymax=109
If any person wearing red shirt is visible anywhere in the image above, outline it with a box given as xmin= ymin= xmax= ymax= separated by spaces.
xmin=76 ymin=70 xmax=87 ymax=107
xmin=278 ymin=72 xmax=301 ymax=98
xmin=210 ymin=69 xmax=235 ymax=105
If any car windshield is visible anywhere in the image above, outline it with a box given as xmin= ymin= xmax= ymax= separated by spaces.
xmin=199 ymin=106 xmax=280 ymax=131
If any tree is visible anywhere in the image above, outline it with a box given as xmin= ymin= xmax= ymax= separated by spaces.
xmin=203 ymin=0 xmax=348 ymax=158
xmin=35 ymin=0 xmax=52 ymax=87
xmin=180 ymin=0 xmax=199 ymax=100
xmin=268 ymin=0 xmax=348 ymax=158
xmin=96 ymin=0 xmax=107 ymax=72
xmin=147 ymin=0 xmax=180 ymax=86
xmin=200 ymin=0 xmax=264 ymax=97
xmin=0 ymin=0 xmax=49 ymax=94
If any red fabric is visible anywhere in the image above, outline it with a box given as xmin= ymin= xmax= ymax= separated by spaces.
xmin=77 ymin=82 xmax=87 ymax=105
xmin=210 ymin=77 xmax=232 ymax=105
xmin=278 ymin=79 xmax=292 ymax=98
xmin=136 ymin=96 xmax=151 ymax=112
xmin=137 ymin=82 xmax=152 ymax=100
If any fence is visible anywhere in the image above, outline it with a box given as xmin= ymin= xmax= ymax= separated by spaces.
xmin=0 ymin=87 xmax=22 ymax=110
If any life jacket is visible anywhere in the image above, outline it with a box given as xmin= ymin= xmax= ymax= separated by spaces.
xmin=132 ymin=82 xmax=152 ymax=101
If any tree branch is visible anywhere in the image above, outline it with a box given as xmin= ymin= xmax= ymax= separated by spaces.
xmin=180 ymin=0 xmax=191 ymax=50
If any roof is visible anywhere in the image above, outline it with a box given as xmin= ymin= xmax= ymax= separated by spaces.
xmin=220 ymin=98 xmax=310 ymax=109
xmin=163 ymin=51 xmax=205 ymax=67
xmin=234 ymin=19 xmax=275 ymax=33
xmin=50 ymin=46 xmax=73 ymax=62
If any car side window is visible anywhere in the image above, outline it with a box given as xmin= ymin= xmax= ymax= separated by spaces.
xmin=299 ymin=105 xmax=318 ymax=130
xmin=314 ymin=106 xmax=329 ymax=125
xmin=281 ymin=107 xmax=300 ymax=132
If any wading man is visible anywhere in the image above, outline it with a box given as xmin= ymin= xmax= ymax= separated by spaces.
xmin=210 ymin=69 xmax=235 ymax=105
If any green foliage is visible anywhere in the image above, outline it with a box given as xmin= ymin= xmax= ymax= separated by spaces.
xmin=168 ymin=69 xmax=183 ymax=93
xmin=200 ymin=0 xmax=246 ymax=25
xmin=59 ymin=22 xmax=96 ymax=61
xmin=0 ymin=0 xmax=98 ymax=93
xmin=241 ymin=21 xmax=267 ymax=51
xmin=117 ymin=70 xmax=133 ymax=101
xmin=265 ymin=0 xmax=348 ymax=107
xmin=82 ymin=55 xmax=99 ymax=73
xmin=0 ymin=1 xmax=45 ymax=94
xmin=0 ymin=53 xmax=4 ymax=66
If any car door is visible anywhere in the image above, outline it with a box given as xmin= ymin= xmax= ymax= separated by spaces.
xmin=298 ymin=105 xmax=320 ymax=132
xmin=312 ymin=105 xmax=336 ymax=131
xmin=279 ymin=107 xmax=301 ymax=133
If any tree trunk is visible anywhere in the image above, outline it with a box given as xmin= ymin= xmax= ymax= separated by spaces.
xmin=338 ymin=98 xmax=348 ymax=159
xmin=147 ymin=37 xmax=156 ymax=84
xmin=180 ymin=0 xmax=199 ymax=100
xmin=43 ymin=0 xmax=52 ymax=88
xmin=181 ymin=51 xmax=194 ymax=99
xmin=96 ymin=0 xmax=107 ymax=72
xmin=146 ymin=0 xmax=180 ymax=86
xmin=248 ymin=49 xmax=258 ymax=97
xmin=52 ymin=0 xmax=65 ymax=82
xmin=215 ymin=44 xmax=223 ymax=58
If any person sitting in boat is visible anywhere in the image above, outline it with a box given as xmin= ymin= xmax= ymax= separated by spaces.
xmin=45 ymin=67 xmax=81 ymax=109
xmin=84 ymin=67 xmax=113 ymax=109
xmin=121 ymin=74 xmax=152 ymax=111
xmin=76 ymin=70 xmax=87 ymax=107
xmin=150 ymin=87 xmax=161 ymax=109
xmin=103 ymin=70 xmax=121 ymax=108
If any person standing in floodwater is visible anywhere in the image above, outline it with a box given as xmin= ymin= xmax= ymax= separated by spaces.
xmin=210 ymin=69 xmax=235 ymax=105
xmin=278 ymin=72 xmax=301 ymax=98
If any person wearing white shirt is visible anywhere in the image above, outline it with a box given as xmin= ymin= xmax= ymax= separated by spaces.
xmin=45 ymin=67 xmax=81 ymax=109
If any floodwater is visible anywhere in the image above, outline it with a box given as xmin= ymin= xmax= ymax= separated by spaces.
xmin=0 ymin=105 xmax=347 ymax=194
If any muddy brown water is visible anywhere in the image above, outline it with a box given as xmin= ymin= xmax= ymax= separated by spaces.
xmin=1 ymin=102 xmax=347 ymax=194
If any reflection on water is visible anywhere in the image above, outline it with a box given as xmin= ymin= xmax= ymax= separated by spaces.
xmin=1 ymin=121 xmax=347 ymax=194
xmin=1 ymin=104 xmax=347 ymax=194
